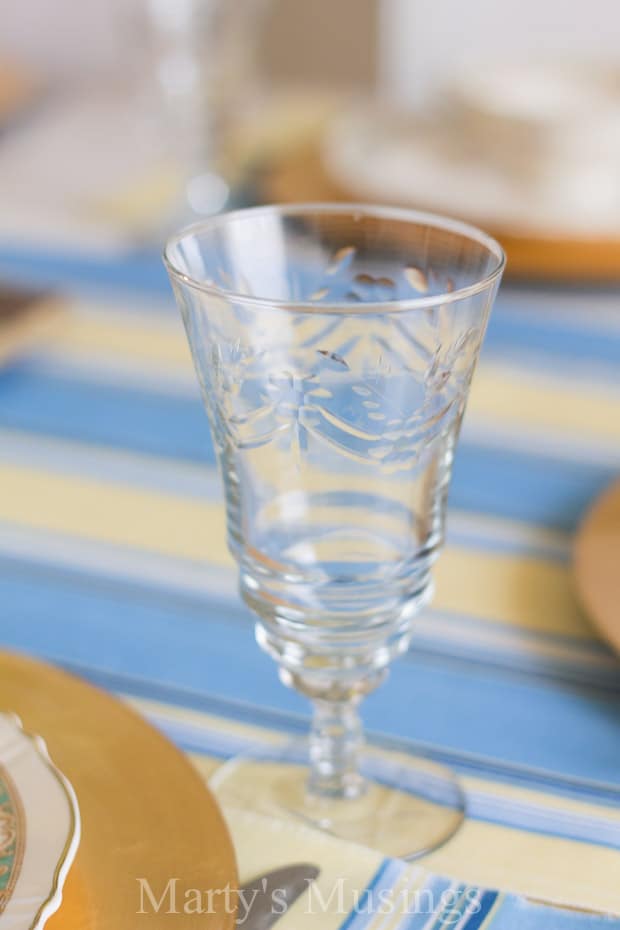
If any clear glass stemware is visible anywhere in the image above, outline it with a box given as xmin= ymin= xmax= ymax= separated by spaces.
xmin=164 ymin=204 xmax=505 ymax=858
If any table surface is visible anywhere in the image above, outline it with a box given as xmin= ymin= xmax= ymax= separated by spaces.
xmin=0 ymin=236 xmax=619 ymax=913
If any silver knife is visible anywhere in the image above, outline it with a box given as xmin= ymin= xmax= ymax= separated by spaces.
xmin=236 ymin=863 xmax=320 ymax=929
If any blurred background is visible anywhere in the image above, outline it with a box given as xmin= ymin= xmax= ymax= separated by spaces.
xmin=0 ymin=6 xmax=619 ymax=899
xmin=1 ymin=0 xmax=619 ymax=279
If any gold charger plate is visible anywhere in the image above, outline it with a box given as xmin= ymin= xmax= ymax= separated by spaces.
xmin=574 ymin=479 xmax=620 ymax=654
xmin=0 ymin=652 xmax=237 ymax=929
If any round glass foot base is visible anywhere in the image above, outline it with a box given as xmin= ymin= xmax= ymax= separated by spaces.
xmin=209 ymin=738 xmax=465 ymax=860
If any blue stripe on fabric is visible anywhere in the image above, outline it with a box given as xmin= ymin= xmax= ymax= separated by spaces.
xmin=403 ymin=876 xmax=457 ymax=930
xmin=419 ymin=885 xmax=482 ymax=930
xmin=403 ymin=638 xmax=620 ymax=697
xmin=53 ymin=660 xmax=620 ymax=808
xmin=484 ymin=311 xmax=620 ymax=370
xmin=486 ymin=286 xmax=620 ymax=369
xmin=0 ymin=244 xmax=170 ymax=299
xmin=0 ymin=366 xmax=213 ymax=462
xmin=338 ymin=859 xmax=402 ymax=930
xmin=365 ymin=650 xmax=620 ymax=791
xmin=462 ymin=890 xmax=499 ymax=930
xmin=450 ymin=443 xmax=614 ymax=531
xmin=107 ymin=687 xmax=620 ymax=835
xmin=1 ymin=238 xmax=619 ymax=368
xmin=1 ymin=561 xmax=619 ymax=787
xmin=404 ymin=640 xmax=620 ymax=695
xmin=436 ymin=884 xmax=468 ymax=930
xmin=0 ymin=367 xmax=615 ymax=530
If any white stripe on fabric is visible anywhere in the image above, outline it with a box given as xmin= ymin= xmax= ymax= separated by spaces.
xmin=0 ymin=521 xmax=238 ymax=601
xmin=26 ymin=350 xmax=199 ymax=398
xmin=462 ymin=417 xmax=620 ymax=469
xmin=446 ymin=511 xmax=570 ymax=564
xmin=0 ymin=428 xmax=220 ymax=499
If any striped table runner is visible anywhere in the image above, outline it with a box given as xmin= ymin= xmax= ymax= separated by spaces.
xmin=0 ymin=245 xmax=618 ymax=918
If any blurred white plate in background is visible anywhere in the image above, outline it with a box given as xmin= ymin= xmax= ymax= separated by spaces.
xmin=323 ymin=63 xmax=620 ymax=238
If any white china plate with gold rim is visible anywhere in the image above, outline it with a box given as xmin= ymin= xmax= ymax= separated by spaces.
xmin=0 ymin=713 xmax=80 ymax=929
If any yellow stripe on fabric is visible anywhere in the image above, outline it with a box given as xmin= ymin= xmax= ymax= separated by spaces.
xmin=231 ymin=807 xmax=620 ymax=918
xmin=0 ymin=463 xmax=231 ymax=566
xmin=435 ymin=547 xmax=591 ymax=638
xmin=125 ymin=695 xmax=287 ymax=747
xmin=0 ymin=463 xmax=589 ymax=638
xmin=423 ymin=817 xmax=620 ymax=916
xmin=227 ymin=808 xmax=384 ymax=930
xmin=49 ymin=309 xmax=191 ymax=370
xmin=188 ymin=753 xmax=222 ymax=781
xmin=469 ymin=363 xmax=620 ymax=443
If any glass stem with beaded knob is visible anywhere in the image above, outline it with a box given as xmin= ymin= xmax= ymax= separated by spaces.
xmin=164 ymin=204 xmax=504 ymax=858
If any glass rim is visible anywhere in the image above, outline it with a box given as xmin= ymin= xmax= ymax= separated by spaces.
xmin=163 ymin=202 xmax=506 ymax=314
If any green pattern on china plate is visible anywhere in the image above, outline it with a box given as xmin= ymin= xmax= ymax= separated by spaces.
xmin=0 ymin=767 xmax=23 ymax=911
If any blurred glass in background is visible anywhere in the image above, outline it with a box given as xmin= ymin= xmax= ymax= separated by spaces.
xmin=128 ymin=0 xmax=270 ymax=217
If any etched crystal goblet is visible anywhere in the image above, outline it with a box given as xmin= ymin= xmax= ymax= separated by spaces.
xmin=164 ymin=204 xmax=504 ymax=858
